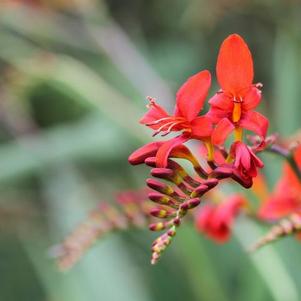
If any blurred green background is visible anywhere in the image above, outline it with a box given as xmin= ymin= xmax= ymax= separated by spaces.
xmin=0 ymin=0 xmax=301 ymax=300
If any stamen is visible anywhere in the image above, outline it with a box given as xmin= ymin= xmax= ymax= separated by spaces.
xmin=152 ymin=121 xmax=178 ymax=137
xmin=146 ymin=117 xmax=174 ymax=126
xmin=233 ymin=96 xmax=243 ymax=103
xmin=232 ymin=102 xmax=242 ymax=122
xmin=146 ymin=96 xmax=157 ymax=103
xmin=161 ymin=121 xmax=187 ymax=136
xmin=255 ymin=83 xmax=263 ymax=89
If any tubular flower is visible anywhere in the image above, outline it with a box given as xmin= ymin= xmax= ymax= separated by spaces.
xmin=259 ymin=147 xmax=301 ymax=220
xmin=208 ymin=34 xmax=269 ymax=145
xmin=195 ymin=195 xmax=246 ymax=243
xmin=230 ymin=141 xmax=264 ymax=181
xmin=251 ymin=147 xmax=301 ymax=251
xmin=139 ymin=70 xmax=213 ymax=167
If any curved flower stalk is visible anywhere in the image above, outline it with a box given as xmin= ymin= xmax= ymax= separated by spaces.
xmin=250 ymin=214 xmax=301 ymax=252
xmin=51 ymin=189 xmax=154 ymax=271
xmin=129 ymin=33 xmax=270 ymax=264
xmin=129 ymin=139 xmax=264 ymax=263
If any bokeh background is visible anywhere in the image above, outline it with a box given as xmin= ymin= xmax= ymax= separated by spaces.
xmin=0 ymin=1 xmax=301 ymax=300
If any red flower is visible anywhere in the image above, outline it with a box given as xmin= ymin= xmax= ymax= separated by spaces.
xmin=230 ymin=142 xmax=264 ymax=180
xmin=208 ymin=34 xmax=269 ymax=145
xmin=259 ymin=147 xmax=301 ymax=220
xmin=195 ymin=195 xmax=246 ymax=242
xmin=140 ymin=70 xmax=213 ymax=167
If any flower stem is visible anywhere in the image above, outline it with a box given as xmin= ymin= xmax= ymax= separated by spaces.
xmin=234 ymin=126 xmax=243 ymax=142
xmin=267 ymin=144 xmax=301 ymax=181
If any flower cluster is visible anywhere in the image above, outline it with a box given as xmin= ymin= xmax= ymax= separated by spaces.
xmin=53 ymin=34 xmax=301 ymax=270
xmin=129 ymin=34 xmax=270 ymax=263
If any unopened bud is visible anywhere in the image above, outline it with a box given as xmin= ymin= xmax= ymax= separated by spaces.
xmin=149 ymin=222 xmax=166 ymax=231
xmin=203 ymin=178 xmax=219 ymax=188
xmin=151 ymin=168 xmax=174 ymax=179
xmin=128 ymin=142 xmax=162 ymax=165
xmin=211 ymin=166 xmax=233 ymax=179
xmin=148 ymin=192 xmax=178 ymax=208
xmin=232 ymin=170 xmax=253 ymax=188
xmin=180 ymin=198 xmax=201 ymax=210
xmin=149 ymin=208 xmax=174 ymax=218
xmin=145 ymin=157 xmax=156 ymax=167
xmin=191 ymin=184 xmax=209 ymax=198
xmin=146 ymin=178 xmax=176 ymax=196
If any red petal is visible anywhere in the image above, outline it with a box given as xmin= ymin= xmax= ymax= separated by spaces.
xmin=128 ymin=141 xmax=163 ymax=165
xmin=250 ymin=151 xmax=264 ymax=169
xmin=293 ymin=146 xmax=301 ymax=169
xmin=156 ymin=135 xmax=189 ymax=168
xmin=198 ymin=205 xmax=230 ymax=243
xmin=190 ymin=116 xmax=213 ymax=139
xmin=169 ymin=145 xmax=199 ymax=167
xmin=206 ymin=107 xmax=228 ymax=123
xmin=208 ymin=92 xmax=233 ymax=111
xmin=195 ymin=206 xmax=215 ymax=232
xmin=242 ymin=86 xmax=262 ymax=111
xmin=212 ymin=195 xmax=245 ymax=232
xmin=212 ymin=118 xmax=235 ymax=145
xmin=217 ymin=34 xmax=254 ymax=96
xmin=139 ymin=100 xmax=169 ymax=130
xmin=240 ymin=111 xmax=269 ymax=137
xmin=259 ymin=194 xmax=300 ymax=220
xmin=234 ymin=143 xmax=251 ymax=170
xmin=175 ymin=70 xmax=211 ymax=121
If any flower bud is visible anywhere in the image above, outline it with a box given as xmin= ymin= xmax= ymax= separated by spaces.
xmin=146 ymin=178 xmax=176 ymax=196
xmin=190 ymin=184 xmax=209 ymax=198
xmin=148 ymin=192 xmax=178 ymax=208
xmin=180 ymin=198 xmax=201 ymax=210
xmin=128 ymin=142 xmax=163 ymax=165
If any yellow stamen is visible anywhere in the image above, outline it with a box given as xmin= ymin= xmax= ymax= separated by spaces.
xmin=232 ymin=102 xmax=242 ymax=122
xmin=205 ymin=140 xmax=214 ymax=162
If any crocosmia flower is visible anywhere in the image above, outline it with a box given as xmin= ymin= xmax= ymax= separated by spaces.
xmin=139 ymin=70 xmax=213 ymax=167
xmin=195 ymin=195 xmax=246 ymax=242
xmin=230 ymin=141 xmax=264 ymax=180
xmin=208 ymin=34 xmax=269 ymax=145
xmin=259 ymin=147 xmax=301 ymax=220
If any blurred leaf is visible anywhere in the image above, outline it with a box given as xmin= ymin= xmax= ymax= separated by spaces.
xmin=273 ymin=29 xmax=301 ymax=135
xmin=0 ymin=116 xmax=130 ymax=184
